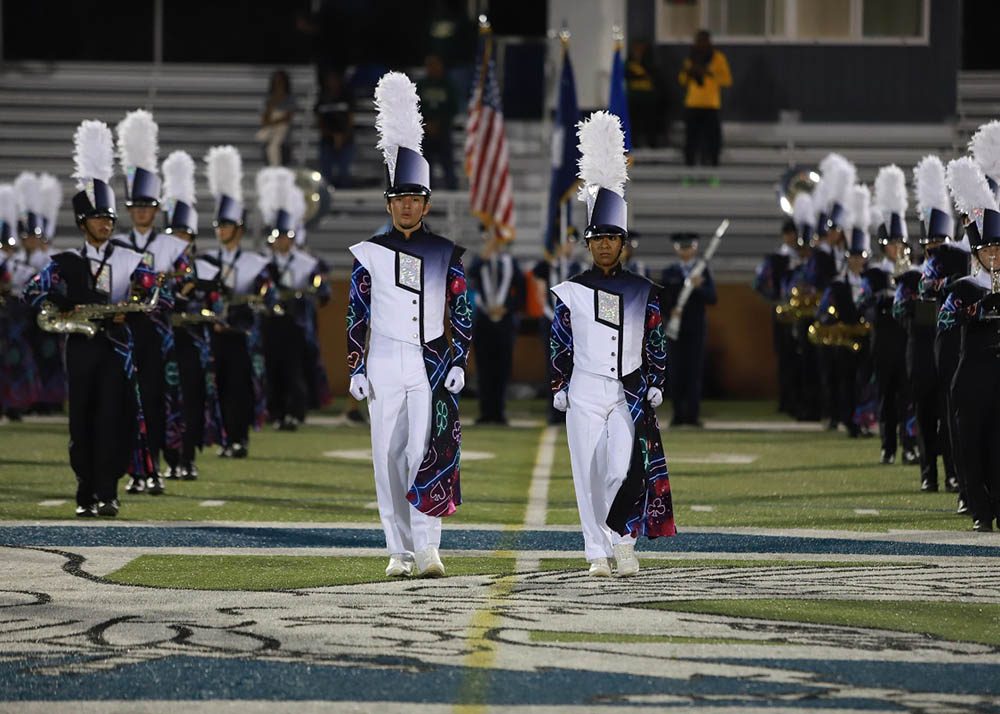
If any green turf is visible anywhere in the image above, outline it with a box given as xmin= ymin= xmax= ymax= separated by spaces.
xmin=528 ymin=630 xmax=787 ymax=646
xmin=637 ymin=599 xmax=1000 ymax=647
xmin=537 ymin=558 xmax=922 ymax=571
xmin=104 ymin=554 xmax=517 ymax=590
xmin=0 ymin=399 xmax=976 ymax=531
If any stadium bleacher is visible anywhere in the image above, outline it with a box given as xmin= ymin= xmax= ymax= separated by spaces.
xmin=1 ymin=61 xmax=986 ymax=277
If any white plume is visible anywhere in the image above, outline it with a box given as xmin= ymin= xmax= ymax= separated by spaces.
xmin=162 ymin=151 xmax=197 ymax=206
xmin=0 ymin=185 xmax=17 ymax=230
xmin=849 ymin=184 xmax=871 ymax=232
xmin=873 ymin=165 xmax=908 ymax=218
xmin=945 ymin=156 xmax=999 ymax=215
xmin=576 ymin=110 xmax=628 ymax=201
xmin=256 ymin=167 xmax=303 ymax=226
xmin=72 ymin=120 xmax=115 ymax=187
xmin=870 ymin=205 xmax=885 ymax=233
xmin=39 ymin=173 xmax=62 ymax=226
xmin=820 ymin=153 xmax=856 ymax=211
xmin=792 ymin=192 xmax=813 ymax=229
xmin=374 ymin=72 xmax=424 ymax=166
xmin=115 ymin=109 xmax=159 ymax=172
xmin=205 ymin=145 xmax=243 ymax=201
xmin=969 ymin=120 xmax=1000 ymax=180
xmin=913 ymin=155 xmax=951 ymax=216
xmin=14 ymin=172 xmax=42 ymax=214
xmin=811 ymin=177 xmax=828 ymax=221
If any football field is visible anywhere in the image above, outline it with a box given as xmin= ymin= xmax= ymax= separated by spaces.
xmin=1 ymin=399 xmax=999 ymax=713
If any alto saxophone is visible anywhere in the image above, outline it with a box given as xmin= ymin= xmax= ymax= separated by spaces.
xmin=37 ymin=279 xmax=162 ymax=339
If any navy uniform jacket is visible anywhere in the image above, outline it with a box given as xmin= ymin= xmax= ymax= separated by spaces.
xmin=660 ymin=262 xmax=717 ymax=337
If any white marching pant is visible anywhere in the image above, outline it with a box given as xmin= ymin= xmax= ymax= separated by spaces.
xmin=565 ymin=370 xmax=637 ymax=561
xmin=366 ymin=331 xmax=442 ymax=557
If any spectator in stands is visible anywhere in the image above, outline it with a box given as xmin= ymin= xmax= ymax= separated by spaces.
xmin=417 ymin=54 xmax=459 ymax=190
xmin=258 ymin=70 xmax=297 ymax=167
xmin=678 ymin=30 xmax=731 ymax=173
xmin=314 ymin=68 xmax=355 ymax=188
xmin=626 ymin=39 xmax=665 ymax=149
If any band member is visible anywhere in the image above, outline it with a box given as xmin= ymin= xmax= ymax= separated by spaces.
xmin=915 ymin=155 xmax=969 ymax=507
xmin=533 ymin=232 xmax=582 ymax=424
xmin=941 ymin=156 xmax=1000 ymax=531
xmin=347 ymin=72 xmax=470 ymax=578
xmin=205 ymin=145 xmax=274 ymax=458
xmin=660 ymin=232 xmax=715 ymax=427
xmin=551 ymin=111 xmax=675 ymax=577
xmin=621 ymin=231 xmax=649 ymax=277
xmin=1 ymin=184 xmax=41 ymax=420
xmin=160 ymin=150 xmax=227 ymax=480
xmin=469 ymin=226 xmax=525 ymax=425
xmin=293 ymin=228 xmax=333 ymax=414
xmin=23 ymin=120 xmax=157 ymax=517
xmin=753 ymin=218 xmax=797 ymax=415
xmin=259 ymin=166 xmax=329 ymax=430
xmin=113 ymin=110 xmax=188 ymax=494
xmin=889 ymin=162 xmax=955 ymax=492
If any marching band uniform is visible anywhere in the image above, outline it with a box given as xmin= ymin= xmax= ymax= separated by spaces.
xmin=941 ymin=156 xmax=1000 ymax=531
xmin=753 ymin=219 xmax=798 ymax=415
xmin=661 ymin=232 xmax=716 ymax=427
xmin=469 ymin=236 xmax=525 ymax=425
xmin=113 ymin=110 xmax=189 ymax=494
xmin=890 ymin=162 xmax=956 ymax=492
xmin=205 ymin=145 xmax=274 ymax=458
xmin=347 ymin=72 xmax=470 ymax=578
xmin=532 ymin=240 xmax=581 ymax=424
xmin=1 ymin=186 xmax=41 ymax=420
xmin=550 ymin=111 xmax=675 ymax=577
xmin=22 ymin=120 xmax=157 ymax=517
xmin=160 ymin=150 xmax=227 ymax=480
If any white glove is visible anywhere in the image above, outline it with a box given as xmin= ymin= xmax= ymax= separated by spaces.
xmin=349 ymin=374 xmax=369 ymax=401
xmin=444 ymin=366 xmax=465 ymax=394
xmin=647 ymin=387 xmax=663 ymax=408
xmin=552 ymin=389 xmax=568 ymax=412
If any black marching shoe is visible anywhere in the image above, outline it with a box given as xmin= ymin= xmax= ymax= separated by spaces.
xmin=972 ymin=519 xmax=993 ymax=533
xmin=96 ymin=499 xmax=119 ymax=517
xmin=182 ymin=463 xmax=198 ymax=481
xmin=146 ymin=474 xmax=165 ymax=495
xmin=879 ymin=450 xmax=895 ymax=465
xmin=164 ymin=465 xmax=181 ymax=480
xmin=217 ymin=445 xmax=232 ymax=458
xmin=230 ymin=442 xmax=248 ymax=459
xmin=956 ymin=498 xmax=969 ymax=515
xmin=920 ymin=478 xmax=939 ymax=493
xmin=902 ymin=449 xmax=919 ymax=466
xmin=75 ymin=504 xmax=97 ymax=518
xmin=125 ymin=477 xmax=145 ymax=494
xmin=944 ymin=476 xmax=960 ymax=493
xmin=281 ymin=415 xmax=298 ymax=432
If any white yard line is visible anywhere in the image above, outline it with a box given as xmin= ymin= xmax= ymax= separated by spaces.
xmin=518 ymin=426 xmax=559 ymax=571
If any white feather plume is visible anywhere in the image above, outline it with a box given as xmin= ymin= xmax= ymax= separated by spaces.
xmin=162 ymin=151 xmax=196 ymax=206
xmin=870 ymin=205 xmax=885 ymax=233
xmin=374 ymin=72 xmax=424 ymax=167
xmin=849 ymin=183 xmax=871 ymax=233
xmin=72 ymin=120 xmax=115 ymax=187
xmin=792 ymin=192 xmax=813 ymax=230
xmin=969 ymin=120 xmax=1000 ymax=180
xmin=811 ymin=177 xmax=828 ymax=222
xmin=0 ymin=184 xmax=17 ymax=230
xmin=14 ymin=172 xmax=41 ymax=214
xmin=576 ymin=110 xmax=628 ymax=201
xmin=873 ymin=165 xmax=908 ymax=218
xmin=205 ymin=145 xmax=243 ymax=202
xmin=820 ymin=153 xmax=856 ymax=211
xmin=945 ymin=156 xmax=999 ymax=215
xmin=39 ymin=173 xmax=62 ymax=226
xmin=913 ymin=155 xmax=951 ymax=216
xmin=256 ymin=167 xmax=303 ymax=226
xmin=115 ymin=109 xmax=159 ymax=172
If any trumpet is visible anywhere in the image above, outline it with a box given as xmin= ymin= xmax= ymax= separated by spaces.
xmin=172 ymin=308 xmax=219 ymax=327
xmin=808 ymin=318 xmax=871 ymax=351
xmin=224 ymin=284 xmax=284 ymax=317
xmin=775 ymin=285 xmax=819 ymax=323
xmin=37 ymin=280 xmax=162 ymax=338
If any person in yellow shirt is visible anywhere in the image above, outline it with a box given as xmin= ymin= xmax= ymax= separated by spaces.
xmin=678 ymin=29 xmax=731 ymax=170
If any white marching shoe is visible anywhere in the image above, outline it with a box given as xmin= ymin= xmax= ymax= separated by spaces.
xmin=587 ymin=558 xmax=612 ymax=577
xmin=385 ymin=554 xmax=413 ymax=578
xmin=414 ymin=547 xmax=445 ymax=577
xmin=613 ymin=544 xmax=639 ymax=577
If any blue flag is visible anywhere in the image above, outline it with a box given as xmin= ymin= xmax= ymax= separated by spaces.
xmin=544 ymin=46 xmax=581 ymax=255
xmin=608 ymin=45 xmax=633 ymax=154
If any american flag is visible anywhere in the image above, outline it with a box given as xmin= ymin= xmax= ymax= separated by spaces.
xmin=464 ymin=24 xmax=515 ymax=241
